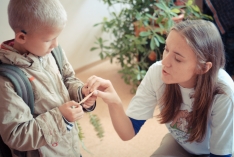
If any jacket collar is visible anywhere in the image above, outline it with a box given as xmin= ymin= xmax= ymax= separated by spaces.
xmin=0 ymin=39 xmax=48 ymax=70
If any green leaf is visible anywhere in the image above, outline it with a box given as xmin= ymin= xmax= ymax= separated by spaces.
xmin=97 ymin=37 xmax=103 ymax=44
xmin=202 ymin=14 xmax=213 ymax=20
xmin=171 ymin=8 xmax=181 ymax=14
xmin=143 ymin=21 xmax=149 ymax=26
xmin=194 ymin=12 xmax=200 ymax=17
xmin=76 ymin=122 xmax=85 ymax=141
xmin=136 ymin=12 xmax=141 ymax=20
xmin=89 ymin=113 xmax=104 ymax=139
xmin=156 ymin=16 xmax=164 ymax=24
xmin=137 ymin=73 xmax=141 ymax=80
xmin=99 ymin=52 xmax=104 ymax=59
xmin=155 ymin=2 xmax=168 ymax=11
xmin=146 ymin=13 xmax=156 ymax=20
xmin=139 ymin=31 xmax=151 ymax=37
xmin=90 ymin=47 xmax=98 ymax=51
xmin=155 ymin=34 xmax=165 ymax=44
xmin=192 ymin=5 xmax=200 ymax=12
xmin=167 ymin=19 xmax=174 ymax=30
xmin=93 ymin=23 xmax=101 ymax=27
xmin=187 ymin=0 xmax=193 ymax=6
xmin=140 ymin=70 xmax=146 ymax=76
xmin=154 ymin=37 xmax=160 ymax=47
xmin=76 ymin=122 xmax=93 ymax=154
xmin=150 ymin=37 xmax=155 ymax=50
xmin=153 ymin=27 xmax=163 ymax=33
xmin=158 ymin=22 xmax=164 ymax=29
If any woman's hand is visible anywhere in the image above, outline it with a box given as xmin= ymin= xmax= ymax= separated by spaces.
xmin=85 ymin=76 xmax=135 ymax=140
xmin=85 ymin=75 xmax=122 ymax=106
xmin=58 ymin=101 xmax=84 ymax=122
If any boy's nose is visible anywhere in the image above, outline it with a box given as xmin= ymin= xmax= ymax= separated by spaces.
xmin=51 ymin=38 xmax=58 ymax=49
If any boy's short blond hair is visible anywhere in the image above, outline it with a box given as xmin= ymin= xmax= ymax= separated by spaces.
xmin=8 ymin=0 xmax=67 ymax=33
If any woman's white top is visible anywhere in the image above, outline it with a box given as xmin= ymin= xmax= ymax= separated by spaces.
xmin=126 ymin=61 xmax=234 ymax=155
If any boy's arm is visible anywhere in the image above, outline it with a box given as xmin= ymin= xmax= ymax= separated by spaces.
xmin=0 ymin=76 xmax=67 ymax=151
xmin=59 ymin=49 xmax=96 ymax=111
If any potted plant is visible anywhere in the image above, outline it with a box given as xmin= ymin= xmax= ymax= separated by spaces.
xmin=91 ymin=0 xmax=212 ymax=93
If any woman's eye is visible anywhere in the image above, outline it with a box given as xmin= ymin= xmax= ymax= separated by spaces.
xmin=175 ymin=57 xmax=181 ymax=62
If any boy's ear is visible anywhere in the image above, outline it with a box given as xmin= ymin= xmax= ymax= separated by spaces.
xmin=197 ymin=62 xmax=212 ymax=74
xmin=15 ymin=31 xmax=27 ymax=44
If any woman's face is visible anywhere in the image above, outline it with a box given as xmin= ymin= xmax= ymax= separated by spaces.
xmin=161 ymin=30 xmax=198 ymax=88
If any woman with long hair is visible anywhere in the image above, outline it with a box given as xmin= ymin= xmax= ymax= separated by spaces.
xmin=86 ymin=20 xmax=234 ymax=157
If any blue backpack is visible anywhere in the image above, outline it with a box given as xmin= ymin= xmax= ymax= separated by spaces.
xmin=0 ymin=45 xmax=64 ymax=157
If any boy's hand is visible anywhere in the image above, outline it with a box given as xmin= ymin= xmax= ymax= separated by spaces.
xmin=81 ymin=86 xmax=97 ymax=109
xmin=58 ymin=101 xmax=84 ymax=122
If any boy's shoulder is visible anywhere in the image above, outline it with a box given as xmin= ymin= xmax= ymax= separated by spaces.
xmin=0 ymin=45 xmax=64 ymax=114
xmin=0 ymin=63 xmax=34 ymax=113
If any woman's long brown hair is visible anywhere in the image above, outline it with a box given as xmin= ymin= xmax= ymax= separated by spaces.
xmin=157 ymin=20 xmax=225 ymax=142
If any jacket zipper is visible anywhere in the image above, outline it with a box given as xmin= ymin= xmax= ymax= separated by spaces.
xmin=39 ymin=57 xmax=79 ymax=157
xmin=38 ymin=57 xmax=64 ymax=104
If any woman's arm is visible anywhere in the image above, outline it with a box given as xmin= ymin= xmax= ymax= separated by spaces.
xmin=87 ymin=76 xmax=136 ymax=140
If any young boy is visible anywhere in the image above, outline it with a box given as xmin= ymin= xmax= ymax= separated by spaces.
xmin=0 ymin=0 xmax=96 ymax=156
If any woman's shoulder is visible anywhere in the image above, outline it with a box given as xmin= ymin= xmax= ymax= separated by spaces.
xmin=147 ymin=61 xmax=163 ymax=81
xmin=149 ymin=61 xmax=163 ymax=72
xmin=209 ymin=70 xmax=234 ymax=116
xmin=213 ymin=69 xmax=234 ymax=107
xmin=139 ymin=61 xmax=164 ymax=93
xmin=218 ymin=69 xmax=234 ymax=93
xmin=144 ymin=61 xmax=164 ymax=90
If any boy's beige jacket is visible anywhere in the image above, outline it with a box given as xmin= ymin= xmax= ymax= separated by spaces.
xmin=0 ymin=42 xmax=83 ymax=157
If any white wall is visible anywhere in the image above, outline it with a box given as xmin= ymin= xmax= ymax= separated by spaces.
xmin=0 ymin=1 xmax=14 ymax=43
xmin=0 ymin=0 xmax=112 ymax=70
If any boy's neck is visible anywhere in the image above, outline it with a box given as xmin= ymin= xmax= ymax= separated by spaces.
xmin=13 ymin=41 xmax=29 ymax=55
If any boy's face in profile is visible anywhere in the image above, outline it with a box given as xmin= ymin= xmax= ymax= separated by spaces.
xmin=22 ymin=26 xmax=64 ymax=57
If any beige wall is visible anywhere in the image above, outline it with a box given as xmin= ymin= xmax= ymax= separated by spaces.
xmin=0 ymin=0 xmax=112 ymax=70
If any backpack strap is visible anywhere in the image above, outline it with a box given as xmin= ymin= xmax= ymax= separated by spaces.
xmin=0 ymin=64 xmax=32 ymax=157
xmin=51 ymin=45 xmax=63 ymax=76
xmin=0 ymin=64 xmax=34 ymax=114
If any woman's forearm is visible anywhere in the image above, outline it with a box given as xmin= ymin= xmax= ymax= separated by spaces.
xmin=107 ymin=102 xmax=135 ymax=141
